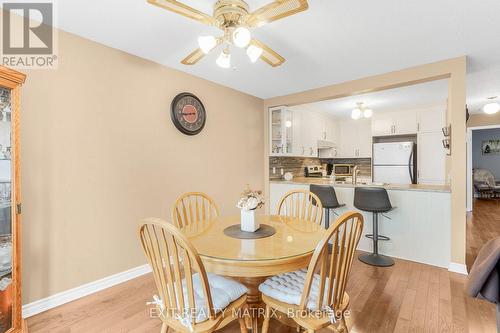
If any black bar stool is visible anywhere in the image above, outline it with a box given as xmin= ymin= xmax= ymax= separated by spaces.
xmin=310 ymin=185 xmax=345 ymax=229
xmin=354 ymin=187 xmax=395 ymax=267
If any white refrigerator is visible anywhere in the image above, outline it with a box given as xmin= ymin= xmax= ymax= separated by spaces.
xmin=373 ymin=142 xmax=416 ymax=184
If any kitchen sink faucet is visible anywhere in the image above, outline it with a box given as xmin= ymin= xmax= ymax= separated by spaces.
xmin=352 ymin=165 xmax=361 ymax=185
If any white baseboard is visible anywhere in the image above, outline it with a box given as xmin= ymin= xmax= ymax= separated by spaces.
xmin=448 ymin=262 xmax=468 ymax=275
xmin=22 ymin=264 xmax=152 ymax=318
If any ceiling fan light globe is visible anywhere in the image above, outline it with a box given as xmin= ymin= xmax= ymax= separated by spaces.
xmin=198 ymin=35 xmax=217 ymax=54
xmin=483 ymin=102 xmax=500 ymax=114
xmin=363 ymin=109 xmax=373 ymax=118
xmin=216 ymin=51 xmax=231 ymax=68
xmin=247 ymin=45 xmax=263 ymax=63
xmin=351 ymin=108 xmax=362 ymax=120
xmin=232 ymin=27 xmax=251 ymax=48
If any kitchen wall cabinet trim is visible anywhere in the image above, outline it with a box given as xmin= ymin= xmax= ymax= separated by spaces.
xmin=0 ymin=65 xmax=26 ymax=333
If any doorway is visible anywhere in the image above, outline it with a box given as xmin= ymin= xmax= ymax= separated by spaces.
xmin=466 ymin=125 xmax=500 ymax=268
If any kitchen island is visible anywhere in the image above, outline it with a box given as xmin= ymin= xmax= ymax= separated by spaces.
xmin=269 ymin=178 xmax=451 ymax=269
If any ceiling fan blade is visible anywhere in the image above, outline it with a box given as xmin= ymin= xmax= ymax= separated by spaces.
xmin=181 ymin=48 xmax=206 ymax=65
xmin=147 ymin=0 xmax=217 ymax=26
xmin=244 ymin=0 xmax=308 ymax=28
xmin=250 ymin=39 xmax=285 ymax=67
xmin=181 ymin=38 xmax=222 ymax=65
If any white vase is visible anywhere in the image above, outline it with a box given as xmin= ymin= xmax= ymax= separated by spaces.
xmin=240 ymin=209 xmax=260 ymax=232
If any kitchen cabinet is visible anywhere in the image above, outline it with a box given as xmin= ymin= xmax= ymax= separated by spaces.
xmin=269 ymin=107 xmax=338 ymax=157
xmin=372 ymin=110 xmax=417 ymax=136
xmin=269 ymin=106 xmax=296 ymax=156
xmin=301 ymin=111 xmax=322 ymax=157
xmin=417 ymin=107 xmax=445 ymax=132
xmin=417 ymin=107 xmax=446 ymax=184
xmin=338 ymin=119 xmax=372 ymax=158
xmin=418 ymin=131 xmax=446 ymax=184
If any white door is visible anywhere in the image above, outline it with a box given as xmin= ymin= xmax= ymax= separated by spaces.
xmin=373 ymin=142 xmax=413 ymax=165
xmin=418 ymin=132 xmax=445 ymax=184
xmin=372 ymin=113 xmax=393 ymax=136
xmin=394 ymin=110 xmax=418 ymax=135
xmin=373 ymin=165 xmax=412 ymax=184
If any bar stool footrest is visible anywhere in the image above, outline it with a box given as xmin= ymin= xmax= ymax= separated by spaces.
xmin=365 ymin=234 xmax=390 ymax=241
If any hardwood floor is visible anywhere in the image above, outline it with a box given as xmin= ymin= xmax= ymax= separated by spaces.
xmin=27 ymin=253 xmax=497 ymax=333
xmin=27 ymin=198 xmax=500 ymax=333
xmin=466 ymin=199 xmax=500 ymax=269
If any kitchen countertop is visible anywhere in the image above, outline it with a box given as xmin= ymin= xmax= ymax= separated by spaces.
xmin=270 ymin=177 xmax=451 ymax=193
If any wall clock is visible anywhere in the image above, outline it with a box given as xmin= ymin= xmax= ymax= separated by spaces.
xmin=170 ymin=92 xmax=206 ymax=135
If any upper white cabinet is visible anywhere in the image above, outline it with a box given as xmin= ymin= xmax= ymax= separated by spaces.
xmin=417 ymin=107 xmax=445 ymax=132
xmin=269 ymin=106 xmax=296 ymax=156
xmin=417 ymin=107 xmax=446 ymax=184
xmin=372 ymin=110 xmax=417 ymax=136
xmin=418 ymin=131 xmax=446 ymax=184
xmin=338 ymin=119 xmax=372 ymax=158
xmin=269 ymin=107 xmax=337 ymax=157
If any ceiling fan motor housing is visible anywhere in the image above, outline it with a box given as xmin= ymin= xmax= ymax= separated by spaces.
xmin=214 ymin=0 xmax=250 ymax=28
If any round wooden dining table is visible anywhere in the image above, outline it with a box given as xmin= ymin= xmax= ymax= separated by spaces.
xmin=181 ymin=214 xmax=326 ymax=332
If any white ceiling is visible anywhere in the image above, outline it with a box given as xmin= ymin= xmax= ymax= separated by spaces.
xmin=291 ymin=79 xmax=450 ymax=119
xmin=51 ymin=0 xmax=500 ymax=112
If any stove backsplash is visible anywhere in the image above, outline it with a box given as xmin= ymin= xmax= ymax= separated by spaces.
xmin=269 ymin=156 xmax=372 ymax=180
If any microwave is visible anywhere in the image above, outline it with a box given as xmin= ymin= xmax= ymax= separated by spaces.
xmin=333 ymin=164 xmax=354 ymax=177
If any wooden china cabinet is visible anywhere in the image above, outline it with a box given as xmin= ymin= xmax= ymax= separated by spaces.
xmin=0 ymin=66 xmax=26 ymax=333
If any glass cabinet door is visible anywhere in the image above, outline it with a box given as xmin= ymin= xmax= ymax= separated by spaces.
xmin=270 ymin=108 xmax=283 ymax=154
xmin=269 ymin=107 xmax=295 ymax=156
xmin=0 ymin=87 xmax=12 ymax=333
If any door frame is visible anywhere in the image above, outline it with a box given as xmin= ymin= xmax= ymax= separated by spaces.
xmin=466 ymin=124 xmax=500 ymax=211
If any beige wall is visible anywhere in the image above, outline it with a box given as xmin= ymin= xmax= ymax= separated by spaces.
xmin=264 ymin=57 xmax=467 ymax=267
xmin=20 ymin=30 xmax=264 ymax=303
xmin=467 ymin=113 xmax=500 ymax=127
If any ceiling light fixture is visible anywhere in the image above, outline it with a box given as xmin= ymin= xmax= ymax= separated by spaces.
xmin=246 ymin=44 xmax=263 ymax=63
xmin=483 ymin=102 xmax=500 ymax=115
xmin=216 ymin=48 xmax=231 ymax=69
xmin=148 ymin=0 xmax=304 ymax=67
xmin=351 ymin=107 xmax=362 ymax=120
xmin=198 ymin=35 xmax=217 ymax=54
xmin=352 ymin=102 xmax=373 ymax=120
xmin=232 ymin=27 xmax=251 ymax=48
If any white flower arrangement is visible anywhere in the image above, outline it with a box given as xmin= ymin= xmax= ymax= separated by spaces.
xmin=236 ymin=185 xmax=264 ymax=211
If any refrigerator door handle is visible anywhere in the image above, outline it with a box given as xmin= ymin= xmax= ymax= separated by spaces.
xmin=408 ymin=149 xmax=414 ymax=184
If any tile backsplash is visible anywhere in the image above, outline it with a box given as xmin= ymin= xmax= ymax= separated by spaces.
xmin=269 ymin=156 xmax=372 ymax=180
xmin=269 ymin=156 xmax=320 ymax=180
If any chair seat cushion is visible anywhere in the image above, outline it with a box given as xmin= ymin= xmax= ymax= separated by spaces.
xmin=178 ymin=273 xmax=247 ymax=323
xmin=258 ymin=269 xmax=330 ymax=311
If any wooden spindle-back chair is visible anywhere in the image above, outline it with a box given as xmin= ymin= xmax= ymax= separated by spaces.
xmin=171 ymin=192 xmax=219 ymax=228
xmin=261 ymin=212 xmax=364 ymax=333
xmin=138 ymin=219 xmax=248 ymax=333
xmin=277 ymin=190 xmax=324 ymax=226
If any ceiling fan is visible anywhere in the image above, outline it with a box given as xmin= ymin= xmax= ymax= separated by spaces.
xmin=147 ymin=0 xmax=309 ymax=68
